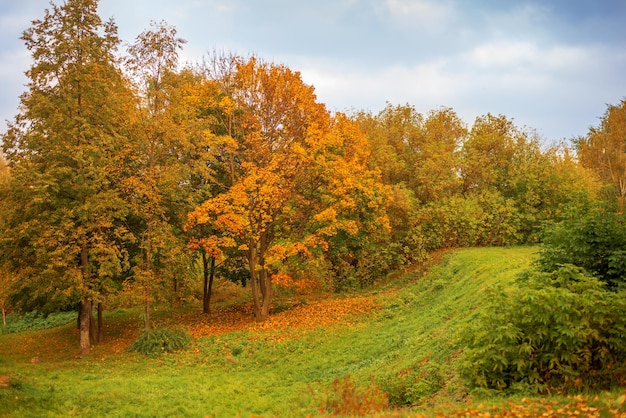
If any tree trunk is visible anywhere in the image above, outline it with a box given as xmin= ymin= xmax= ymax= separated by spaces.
xmin=144 ymin=226 xmax=152 ymax=330
xmin=79 ymin=238 xmax=92 ymax=354
xmin=79 ymin=298 xmax=92 ymax=355
xmin=202 ymin=251 xmax=216 ymax=314
xmin=97 ymin=302 xmax=103 ymax=343
xmin=249 ymin=244 xmax=264 ymax=322
xmin=249 ymin=235 xmax=274 ymax=322
xmin=1 ymin=301 xmax=6 ymax=327
xmin=260 ymin=268 xmax=271 ymax=319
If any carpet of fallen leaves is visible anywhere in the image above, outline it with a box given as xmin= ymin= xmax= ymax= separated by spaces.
xmin=0 ymin=295 xmax=378 ymax=363
xmin=173 ymin=295 xmax=378 ymax=339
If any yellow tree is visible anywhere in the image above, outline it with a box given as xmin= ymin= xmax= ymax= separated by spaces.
xmin=187 ymin=57 xmax=390 ymax=320
xmin=0 ymin=157 xmax=8 ymax=325
xmin=122 ymin=21 xmax=189 ymax=328
xmin=187 ymin=57 xmax=324 ymax=320
xmin=461 ymin=113 xmax=520 ymax=193
xmin=354 ymin=104 xmax=466 ymax=202
xmin=576 ymin=99 xmax=626 ymax=210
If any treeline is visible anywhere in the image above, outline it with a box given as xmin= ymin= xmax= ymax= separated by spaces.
xmin=0 ymin=0 xmax=621 ymax=354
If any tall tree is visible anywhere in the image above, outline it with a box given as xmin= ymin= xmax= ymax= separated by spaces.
xmin=186 ymin=52 xmax=247 ymax=314
xmin=0 ymin=0 xmax=133 ymax=354
xmin=122 ymin=21 xmax=189 ymax=329
xmin=0 ymin=156 xmax=9 ymax=325
xmin=187 ymin=57 xmax=389 ymax=320
xmin=576 ymin=99 xmax=626 ymax=210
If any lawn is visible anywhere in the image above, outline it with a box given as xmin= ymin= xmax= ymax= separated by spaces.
xmin=1 ymin=247 xmax=625 ymax=417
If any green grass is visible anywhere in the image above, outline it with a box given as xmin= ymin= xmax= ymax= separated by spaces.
xmin=1 ymin=247 xmax=624 ymax=417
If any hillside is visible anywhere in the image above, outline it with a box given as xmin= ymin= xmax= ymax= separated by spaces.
xmin=1 ymin=247 xmax=625 ymax=417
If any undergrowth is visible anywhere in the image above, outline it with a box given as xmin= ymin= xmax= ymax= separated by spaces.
xmin=128 ymin=327 xmax=192 ymax=357
xmin=0 ymin=310 xmax=75 ymax=335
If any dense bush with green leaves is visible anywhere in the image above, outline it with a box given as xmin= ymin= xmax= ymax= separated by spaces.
xmin=419 ymin=191 xmax=521 ymax=249
xmin=460 ymin=265 xmax=626 ymax=394
xmin=0 ymin=310 xmax=76 ymax=334
xmin=539 ymin=206 xmax=626 ymax=289
xmin=129 ymin=327 xmax=192 ymax=357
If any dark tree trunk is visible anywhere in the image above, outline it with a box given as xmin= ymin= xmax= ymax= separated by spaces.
xmin=79 ymin=239 xmax=92 ymax=354
xmin=202 ymin=251 xmax=216 ymax=314
xmin=144 ymin=226 xmax=152 ymax=330
xmin=250 ymin=254 xmax=271 ymax=321
xmin=97 ymin=302 xmax=103 ymax=343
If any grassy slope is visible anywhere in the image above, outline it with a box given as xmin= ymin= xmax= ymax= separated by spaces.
xmin=0 ymin=246 xmax=606 ymax=417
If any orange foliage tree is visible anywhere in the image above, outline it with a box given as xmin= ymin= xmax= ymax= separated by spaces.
xmin=576 ymin=99 xmax=626 ymax=210
xmin=186 ymin=57 xmax=389 ymax=321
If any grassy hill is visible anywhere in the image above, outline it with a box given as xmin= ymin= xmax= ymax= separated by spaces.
xmin=1 ymin=247 xmax=625 ymax=417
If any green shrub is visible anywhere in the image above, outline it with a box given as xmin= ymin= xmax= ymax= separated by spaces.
xmin=0 ymin=310 xmax=76 ymax=334
xmin=539 ymin=206 xmax=626 ymax=289
xmin=460 ymin=265 xmax=626 ymax=394
xmin=418 ymin=191 xmax=521 ymax=250
xmin=129 ymin=327 xmax=192 ymax=357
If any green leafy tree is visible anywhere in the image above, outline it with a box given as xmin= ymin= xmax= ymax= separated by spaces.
xmin=0 ymin=0 xmax=134 ymax=354
xmin=507 ymin=140 xmax=599 ymax=241
xmin=461 ymin=113 xmax=519 ymax=194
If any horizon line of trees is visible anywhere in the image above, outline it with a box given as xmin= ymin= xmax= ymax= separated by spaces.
xmin=0 ymin=0 xmax=623 ymax=354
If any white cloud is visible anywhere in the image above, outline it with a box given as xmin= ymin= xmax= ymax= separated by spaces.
xmin=384 ymin=0 xmax=452 ymax=24
xmin=466 ymin=40 xmax=590 ymax=73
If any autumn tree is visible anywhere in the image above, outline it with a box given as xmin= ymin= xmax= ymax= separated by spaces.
xmin=187 ymin=57 xmax=323 ymax=320
xmin=354 ymin=104 xmax=465 ymax=203
xmin=187 ymin=57 xmax=390 ymax=320
xmin=0 ymin=156 xmax=9 ymax=325
xmin=576 ymin=99 xmax=626 ymax=210
xmin=302 ymin=114 xmax=392 ymax=289
xmin=185 ymin=52 xmax=247 ymax=314
xmin=122 ymin=21 xmax=192 ymax=328
xmin=354 ymin=104 xmax=466 ymax=262
xmin=0 ymin=0 xmax=134 ymax=354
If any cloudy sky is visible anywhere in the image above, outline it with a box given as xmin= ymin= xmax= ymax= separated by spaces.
xmin=1 ymin=0 xmax=625 ymax=142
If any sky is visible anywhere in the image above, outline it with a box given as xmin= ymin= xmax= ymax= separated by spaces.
xmin=1 ymin=0 xmax=626 ymax=143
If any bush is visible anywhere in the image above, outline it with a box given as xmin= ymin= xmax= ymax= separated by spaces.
xmin=460 ymin=265 xmax=626 ymax=394
xmin=129 ymin=327 xmax=192 ymax=357
xmin=419 ymin=191 xmax=521 ymax=250
xmin=0 ymin=310 xmax=76 ymax=334
xmin=539 ymin=206 xmax=626 ymax=289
